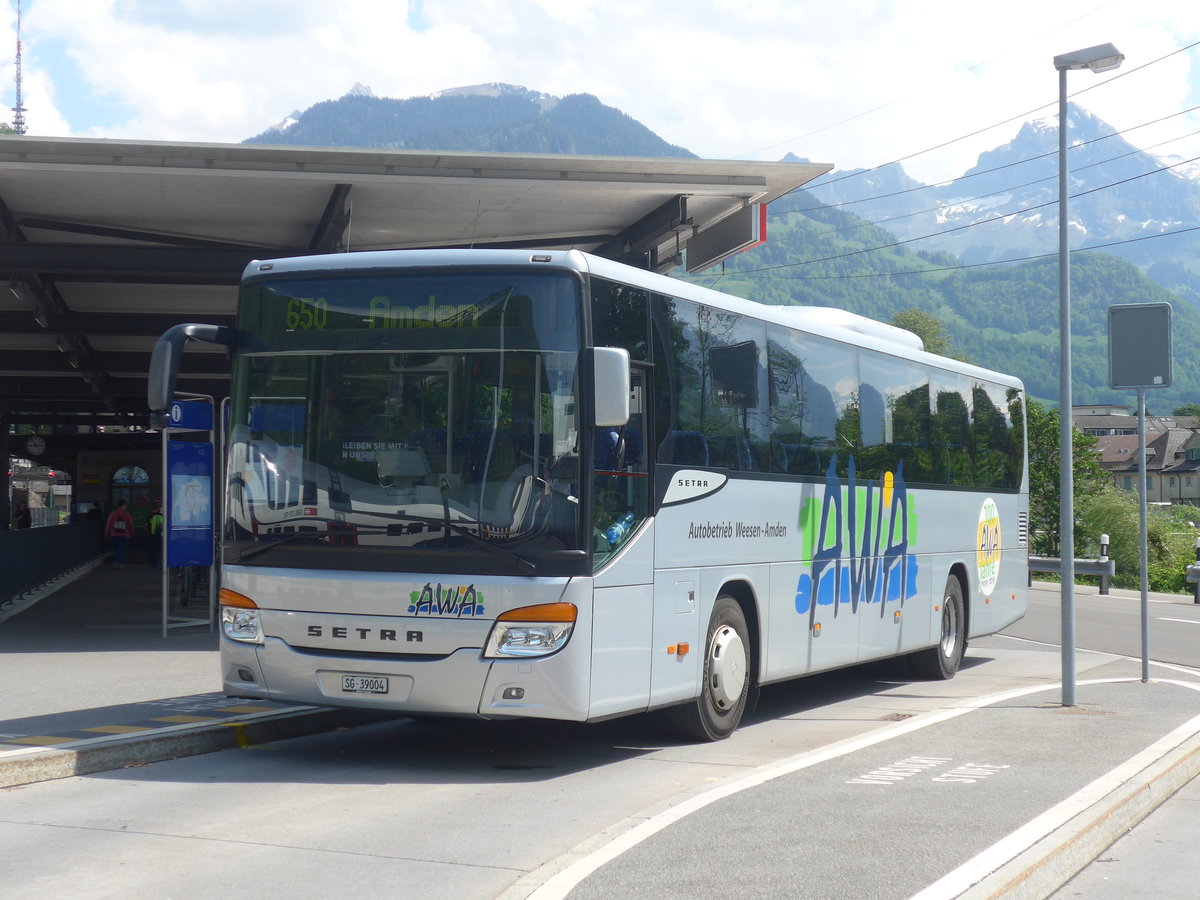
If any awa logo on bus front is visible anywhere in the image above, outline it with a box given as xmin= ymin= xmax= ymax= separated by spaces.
xmin=408 ymin=583 xmax=487 ymax=617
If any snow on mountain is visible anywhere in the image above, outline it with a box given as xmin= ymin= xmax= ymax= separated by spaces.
xmin=805 ymin=102 xmax=1200 ymax=302
xmin=432 ymin=83 xmax=559 ymax=112
xmin=267 ymin=110 xmax=302 ymax=133
xmin=1158 ymin=153 xmax=1200 ymax=181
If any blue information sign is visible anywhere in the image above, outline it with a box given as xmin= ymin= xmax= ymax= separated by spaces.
xmin=167 ymin=399 xmax=214 ymax=432
xmin=166 ymin=441 xmax=215 ymax=567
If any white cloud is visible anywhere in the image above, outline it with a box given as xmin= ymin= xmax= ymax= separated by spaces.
xmin=4 ymin=0 xmax=1199 ymax=185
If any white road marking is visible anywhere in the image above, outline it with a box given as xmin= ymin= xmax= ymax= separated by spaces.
xmin=526 ymin=677 xmax=1147 ymax=900
xmin=993 ymin=633 xmax=1200 ymax=677
xmin=1158 ymin=617 xmax=1200 ymax=625
xmin=912 ymin=678 xmax=1200 ymax=899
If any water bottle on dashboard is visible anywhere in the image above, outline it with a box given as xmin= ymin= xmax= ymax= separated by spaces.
xmin=604 ymin=512 xmax=636 ymax=547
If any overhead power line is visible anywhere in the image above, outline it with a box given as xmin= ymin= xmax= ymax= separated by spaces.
xmin=704 ymin=223 xmax=1200 ymax=283
xmin=681 ymin=152 xmax=1200 ymax=280
xmin=800 ymin=40 xmax=1200 ymax=198
xmin=785 ymin=103 xmax=1200 ymax=216
xmin=803 ymin=124 xmax=1200 ymax=240
xmin=733 ymin=0 xmax=1132 ymax=161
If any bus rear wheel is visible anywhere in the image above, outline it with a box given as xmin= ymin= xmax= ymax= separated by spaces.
xmin=909 ymin=573 xmax=965 ymax=680
xmin=668 ymin=596 xmax=750 ymax=741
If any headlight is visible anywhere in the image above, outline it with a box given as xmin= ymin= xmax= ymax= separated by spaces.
xmin=484 ymin=602 xmax=576 ymax=658
xmin=220 ymin=588 xmax=263 ymax=644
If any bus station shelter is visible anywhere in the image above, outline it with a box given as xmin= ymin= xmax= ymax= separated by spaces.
xmin=0 ymin=135 xmax=829 ymax=555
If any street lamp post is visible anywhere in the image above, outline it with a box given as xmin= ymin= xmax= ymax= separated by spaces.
xmin=1053 ymin=42 xmax=1123 ymax=707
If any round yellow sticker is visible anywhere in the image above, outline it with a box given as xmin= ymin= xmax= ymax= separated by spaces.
xmin=976 ymin=497 xmax=1002 ymax=595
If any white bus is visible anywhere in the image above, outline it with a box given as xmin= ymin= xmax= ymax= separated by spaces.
xmin=150 ymin=249 xmax=1027 ymax=740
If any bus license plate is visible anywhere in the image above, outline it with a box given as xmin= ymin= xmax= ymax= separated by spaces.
xmin=341 ymin=674 xmax=389 ymax=694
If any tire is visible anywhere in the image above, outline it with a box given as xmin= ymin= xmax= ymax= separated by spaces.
xmin=668 ymin=595 xmax=751 ymax=741
xmin=909 ymin=573 xmax=966 ymax=680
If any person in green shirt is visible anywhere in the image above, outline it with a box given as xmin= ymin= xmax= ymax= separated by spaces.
xmin=148 ymin=505 xmax=164 ymax=568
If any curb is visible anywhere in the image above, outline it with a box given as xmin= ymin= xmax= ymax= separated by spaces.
xmin=959 ymin=710 xmax=1200 ymax=899
xmin=0 ymin=706 xmax=390 ymax=789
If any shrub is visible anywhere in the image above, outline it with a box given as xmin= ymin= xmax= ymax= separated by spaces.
xmin=1076 ymin=488 xmax=1198 ymax=593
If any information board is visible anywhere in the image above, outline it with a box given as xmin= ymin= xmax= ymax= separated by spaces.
xmin=166 ymin=441 xmax=214 ymax=567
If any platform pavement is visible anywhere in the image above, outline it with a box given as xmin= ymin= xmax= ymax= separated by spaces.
xmin=0 ymin=553 xmax=386 ymax=789
xmin=1 ymin=566 xmax=1200 ymax=898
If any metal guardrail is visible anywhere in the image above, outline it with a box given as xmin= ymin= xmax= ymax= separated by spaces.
xmin=1029 ymin=556 xmax=1117 ymax=594
xmin=0 ymin=521 xmax=106 ymax=606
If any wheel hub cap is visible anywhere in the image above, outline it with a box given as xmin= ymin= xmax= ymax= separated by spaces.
xmin=709 ymin=625 xmax=747 ymax=710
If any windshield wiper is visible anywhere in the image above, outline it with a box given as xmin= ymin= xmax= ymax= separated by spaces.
xmin=387 ymin=512 xmax=538 ymax=575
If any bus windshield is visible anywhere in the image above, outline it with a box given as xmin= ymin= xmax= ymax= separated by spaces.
xmin=224 ymin=269 xmax=585 ymax=571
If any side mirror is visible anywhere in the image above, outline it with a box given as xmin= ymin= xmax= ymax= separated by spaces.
xmin=593 ymin=347 xmax=630 ymax=427
xmin=148 ymin=323 xmax=232 ymax=421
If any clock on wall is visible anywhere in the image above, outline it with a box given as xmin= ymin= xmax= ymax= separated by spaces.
xmin=25 ymin=434 xmax=45 ymax=457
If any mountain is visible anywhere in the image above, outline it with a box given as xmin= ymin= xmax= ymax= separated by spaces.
xmin=805 ymin=104 xmax=1200 ymax=304
xmin=242 ymin=89 xmax=1200 ymax=411
xmin=245 ymin=83 xmax=696 ymax=158
xmin=699 ymin=186 xmax=1200 ymax=412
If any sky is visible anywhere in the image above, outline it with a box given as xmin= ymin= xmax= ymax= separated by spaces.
xmin=3 ymin=0 xmax=1199 ymax=185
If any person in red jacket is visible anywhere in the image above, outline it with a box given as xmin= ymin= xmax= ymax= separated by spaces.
xmin=104 ymin=499 xmax=135 ymax=568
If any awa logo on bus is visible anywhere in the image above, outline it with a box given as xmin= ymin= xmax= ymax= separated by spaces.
xmin=976 ymin=497 xmax=1002 ymax=595
xmin=408 ymin=583 xmax=486 ymax=617
xmin=794 ymin=456 xmax=919 ymax=621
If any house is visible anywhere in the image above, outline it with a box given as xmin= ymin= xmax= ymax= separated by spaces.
xmin=1092 ymin=426 xmax=1200 ymax=506
xmin=1073 ymin=405 xmax=1200 ymax=438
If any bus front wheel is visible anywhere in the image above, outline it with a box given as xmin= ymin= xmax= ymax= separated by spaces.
xmin=669 ymin=595 xmax=750 ymax=741
xmin=909 ymin=573 xmax=965 ymax=680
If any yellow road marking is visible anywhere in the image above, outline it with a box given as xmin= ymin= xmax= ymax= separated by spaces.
xmin=81 ymin=725 xmax=151 ymax=734
xmin=151 ymin=715 xmax=216 ymax=724
xmin=215 ymin=705 xmax=272 ymax=714
xmin=221 ymin=722 xmax=253 ymax=748
xmin=4 ymin=735 xmax=78 ymax=745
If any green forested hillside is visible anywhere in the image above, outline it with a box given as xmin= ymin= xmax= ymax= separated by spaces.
xmin=681 ymin=190 xmax=1200 ymax=412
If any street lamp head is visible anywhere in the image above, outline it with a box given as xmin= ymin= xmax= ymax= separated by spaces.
xmin=1053 ymin=42 xmax=1123 ymax=73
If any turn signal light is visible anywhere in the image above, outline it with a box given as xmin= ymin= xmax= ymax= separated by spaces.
xmin=219 ymin=588 xmax=258 ymax=609
xmin=497 ymin=602 xmax=577 ymax=623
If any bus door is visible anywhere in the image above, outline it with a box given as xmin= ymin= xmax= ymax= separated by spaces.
xmin=590 ymin=363 xmax=654 ymax=718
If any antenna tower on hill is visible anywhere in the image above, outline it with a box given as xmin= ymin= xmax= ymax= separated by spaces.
xmin=11 ymin=0 xmax=27 ymax=134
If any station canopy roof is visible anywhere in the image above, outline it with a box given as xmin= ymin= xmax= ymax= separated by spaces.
xmin=0 ymin=136 xmax=830 ymax=427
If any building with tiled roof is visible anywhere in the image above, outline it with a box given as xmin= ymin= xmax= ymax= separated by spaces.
xmin=1093 ymin=426 xmax=1200 ymax=505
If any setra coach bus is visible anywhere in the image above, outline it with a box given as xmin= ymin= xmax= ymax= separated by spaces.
xmin=149 ymin=248 xmax=1027 ymax=740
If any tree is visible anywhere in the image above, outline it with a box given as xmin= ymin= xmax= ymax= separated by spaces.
xmin=890 ymin=308 xmax=970 ymax=362
xmin=891 ymin=308 xmax=950 ymax=354
xmin=1173 ymin=403 xmax=1200 ymax=417
xmin=1026 ymin=398 xmax=1110 ymax=556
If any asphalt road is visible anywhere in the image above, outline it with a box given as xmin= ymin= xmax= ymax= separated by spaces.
xmin=1 ymin=580 xmax=1196 ymax=899
xmin=1002 ymin=582 xmax=1200 ymax=670
xmin=0 ymin=639 xmax=1099 ymax=898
